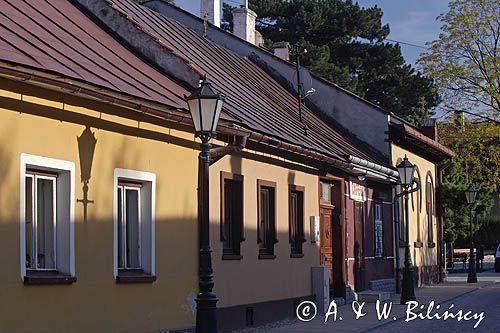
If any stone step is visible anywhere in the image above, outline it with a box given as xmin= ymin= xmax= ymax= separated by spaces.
xmin=369 ymin=278 xmax=396 ymax=293
xmin=357 ymin=291 xmax=392 ymax=303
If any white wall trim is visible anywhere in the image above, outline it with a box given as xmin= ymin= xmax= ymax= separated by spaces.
xmin=113 ymin=168 xmax=156 ymax=278
xmin=20 ymin=153 xmax=75 ymax=280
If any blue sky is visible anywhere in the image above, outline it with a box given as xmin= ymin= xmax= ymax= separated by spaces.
xmin=174 ymin=0 xmax=450 ymax=67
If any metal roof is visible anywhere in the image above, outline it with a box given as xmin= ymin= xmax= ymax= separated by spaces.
xmin=0 ymin=0 xmax=189 ymax=109
xmin=102 ymin=0 xmax=381 ymax=164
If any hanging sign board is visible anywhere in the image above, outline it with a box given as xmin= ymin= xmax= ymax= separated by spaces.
xmin=349 ymin=179 xmax=367 ymax=202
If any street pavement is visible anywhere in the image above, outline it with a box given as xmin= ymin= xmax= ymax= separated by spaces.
xmin=249 ymin=270 xmax=500 ymax=333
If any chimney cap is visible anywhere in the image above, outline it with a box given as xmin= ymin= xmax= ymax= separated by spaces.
xmin=232 ymin=6 xmax=257 ymax=17
xmin=272 ymin=41 xmax=290 ymax=49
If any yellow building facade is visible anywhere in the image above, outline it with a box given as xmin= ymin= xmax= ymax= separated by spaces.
xmin=392 ymin=144 xmax=439 ymax=285
xmin=209 ymin=153 xmax=321 ymax=330
xmin=0 ymin=81 xmax=201 ymax=333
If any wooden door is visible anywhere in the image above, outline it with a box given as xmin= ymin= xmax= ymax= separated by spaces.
xmin=320 ymin=208 xmax=333 ymax=286
xmin=354 ymin=202 xmax=365 ymax=291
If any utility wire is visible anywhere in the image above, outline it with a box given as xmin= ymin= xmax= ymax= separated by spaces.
xmin=385 ymin=38 xmax=430 ymax=49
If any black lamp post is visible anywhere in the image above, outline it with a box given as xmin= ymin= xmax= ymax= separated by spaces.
xmin=186 ymin=76 xmax=225 ymax=333
xmin=465 ymin=185 xmax=477 ymax=283
xmin=397 ymin=155 xmax=420 ymax=304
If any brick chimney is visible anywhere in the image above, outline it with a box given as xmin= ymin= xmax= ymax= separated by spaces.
xmin=420 ymin=118 xmax=438 ymax=141
xmin=232 ymin=6 xmax=257 ymax=44
xmin=272 ymin=42 xmax=290 ymax=61
xmin=200 ymin=0 xmax=220 ymax=28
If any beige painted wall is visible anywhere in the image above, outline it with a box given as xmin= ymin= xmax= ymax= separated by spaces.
xmin=0 ymin=86 xmax=199 ymax=332
xmin=210 ymin=154 xmax=320 ymax=308
xmin=391 ymin=144 xmax=438 ymax=268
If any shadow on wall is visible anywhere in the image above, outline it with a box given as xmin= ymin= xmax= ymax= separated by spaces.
xmin=0 ymin=130 xmax=14 ymax=218
xmin=0 ymin=96 xmax=199 ymax=151
xmin=0 ymin=214 xmax=198 ymax=333
xmin=77 ymin=126 xmax=97 ymax=223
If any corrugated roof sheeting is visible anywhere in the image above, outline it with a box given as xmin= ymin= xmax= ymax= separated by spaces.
xmin=108 ymin=0 xmax=380 ymax=164
xmin=0 ymin=0 xmax=189 ymax=109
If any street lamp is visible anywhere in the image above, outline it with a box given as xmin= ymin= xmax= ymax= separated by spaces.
xmin=465 ymin=185 xmax=477 ymax=283
xmin=186 ymin=76 xmax=225 ymax=333
xmin=397 ymin=155 xmax=420 ymax=304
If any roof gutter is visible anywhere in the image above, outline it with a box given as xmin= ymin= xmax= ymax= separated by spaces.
xmin=348 ymin=155 xmax=399 ymax=179
xmin=0 ymin=64 xmax=353 ymax=172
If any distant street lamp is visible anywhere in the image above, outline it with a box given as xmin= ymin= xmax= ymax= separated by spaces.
xmin=397 ymin=155 xmax=420 ymax=304
xmin=465 ymin=185 xmax=478 ymax=283
xmin=186 ymin=76 xmax=225 ymax=333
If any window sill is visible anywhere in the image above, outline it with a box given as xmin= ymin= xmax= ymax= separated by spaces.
xmin=24 ymin=271 xmax=77 ymax=285
xmin=428 ymin=242 xmax=436 ymax=248
xmin=258 ymin=254 xmax=276 ymax=260
xmin=222 ymin=254 xmax=242 ymax=260
xmin=290 ymin=253 xmax=304 ymax=258
xmin=414 ymin=241 xmax=424 ymax=248
xmin=116 ymin=269 xmax=156 ymax=284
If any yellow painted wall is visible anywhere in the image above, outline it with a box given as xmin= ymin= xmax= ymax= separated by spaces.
xmin=209 ymin=154 xmax=320 ymax=308
xmin=391 ymin=144 xmax=438 ymax=269
xmin=0 ymin=85 xmax=200 ymax=332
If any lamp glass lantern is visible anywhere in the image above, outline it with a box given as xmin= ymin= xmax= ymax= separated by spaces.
xmin=185 ymin=76 xmax=225 ymax=138
xmin=397 ymin=155 xmax=416 ymax=186
xmin=465 ymin=185 xmax=477 ymax=205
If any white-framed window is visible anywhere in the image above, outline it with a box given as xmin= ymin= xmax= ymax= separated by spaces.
xmin=117 ymin=182 xmax=142 ymax=269
xmin=20 ymin=154 xmax=75 ymax=281
xmin=114 ymin=169 xmax=155 ymax=280
xmin=374 ymin=202 xmax=383 ymax=258
xmin=25 ymin=171 xmax=57 ymax=270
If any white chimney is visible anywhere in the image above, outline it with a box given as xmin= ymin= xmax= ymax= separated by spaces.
xmin=200 ymin=0 xmax=221 ymax=28
xmin=232 ymin=6 xmax=257 ymax=44
xmin=272 ymin=42 xmax=290 ymax=61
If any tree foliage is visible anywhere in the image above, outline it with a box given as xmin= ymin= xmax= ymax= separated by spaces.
xmin=222 ymin=0 xmax=440 ymax=125
xmin=418 ymin=0 xmax=500 ymax=124
xmin=439 ymin=120 xmax=500 ymax=243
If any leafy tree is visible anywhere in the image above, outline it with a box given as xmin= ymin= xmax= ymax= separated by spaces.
xmin=222 ymin=0 xmax=440 ymax=125
xmin=418 ymin=0 xmax=500 ymax=124
xmin=441 ymin=156 xmax=474 ymax=243
xmin=439 ymin=120 xmax=499 ymax=244
xmin=439 ymin=120 xmax=500 ymax=190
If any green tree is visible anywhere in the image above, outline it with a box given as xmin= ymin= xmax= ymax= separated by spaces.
xmin=441 ymin=156 xmax=473 ymax=243
xmin=418 ymin=0 xmax=500 ymax=124
xmin=223 ymin=0 xmax=440 ymax=125
xmin=439 ymin=120 xmax=499 ymax=244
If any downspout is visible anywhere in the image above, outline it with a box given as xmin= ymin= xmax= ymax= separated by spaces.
xmin=437 ymin=159 xmax=453 ymax=283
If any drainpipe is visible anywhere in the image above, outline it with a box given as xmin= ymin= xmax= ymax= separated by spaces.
xmin=437 ymin=159 xmax=453 ymax=282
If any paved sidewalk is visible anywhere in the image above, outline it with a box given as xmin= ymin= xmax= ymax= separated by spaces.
xmin=235 ymin=271 xmax=500 ymax=333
